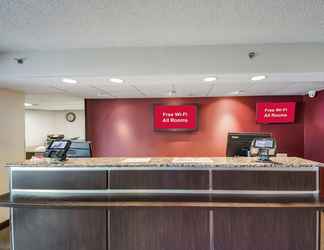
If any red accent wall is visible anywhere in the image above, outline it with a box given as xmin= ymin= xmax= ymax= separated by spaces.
xmin=304 ymin=90 xmax=324 ymax=194
xmin=85 ymin=96 xmax=304 ymax=157
xmin=304 ymin=90 xmax=324 ymax=162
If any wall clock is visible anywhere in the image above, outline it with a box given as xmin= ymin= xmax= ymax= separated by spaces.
xmin=66 ymin=112 xmax=76 ymax=122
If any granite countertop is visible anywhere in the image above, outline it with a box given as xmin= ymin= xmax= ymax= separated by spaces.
xmin=6 ymin=157 xmax=324 ymax=168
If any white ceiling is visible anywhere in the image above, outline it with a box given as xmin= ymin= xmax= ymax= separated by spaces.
xmin=7 ymin=73 xmax=324 ymax=110
xmin=1 ymin=0 xmax=324 ymax=51
xmin=1 ymin=1 xmax=324 ymax=109
xmin=25 ymin=94 xmax=84 ymax=110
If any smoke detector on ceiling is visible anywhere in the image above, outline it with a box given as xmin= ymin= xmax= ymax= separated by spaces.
xmin=248 ymin=51 xmax=257 ymax=59
xmin=14 ymin=57 xmax=26 ymax=64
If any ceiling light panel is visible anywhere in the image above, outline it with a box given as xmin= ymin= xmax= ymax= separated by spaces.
xmin=203 ymin=77 xmax=217 ymax=82
xmin=251 ymin=75 xmax=267 ymax=81
xmin=109 ymin=78 xmax=124 ymax=83
xmin=62 ymin=78 xmax=78 ymax=84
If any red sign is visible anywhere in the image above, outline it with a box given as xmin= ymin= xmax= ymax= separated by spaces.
xmin=256 ymin=102 xmax=296 ymax=124
xmin=154 ymin=105 xmax=198 ymax=131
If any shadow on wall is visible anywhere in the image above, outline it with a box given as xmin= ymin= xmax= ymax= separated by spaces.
xmin=304 ymin=90 xmax=324 ymax=162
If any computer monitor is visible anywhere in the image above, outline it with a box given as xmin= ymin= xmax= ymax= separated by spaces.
xmin=44 ymin=140 xmax=72 ymax=161
xmin=66 ymin=141 xmax=93 ymax=158
xmin=226 ymin=132 xmax=272 ymax=157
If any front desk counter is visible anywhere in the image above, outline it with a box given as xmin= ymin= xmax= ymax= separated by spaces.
xmin=2 ymin=156 xmax=324 ymax=250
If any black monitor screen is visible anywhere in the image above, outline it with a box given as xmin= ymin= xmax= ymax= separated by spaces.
xmin=226 ymin=132 xmax=272 ymax=157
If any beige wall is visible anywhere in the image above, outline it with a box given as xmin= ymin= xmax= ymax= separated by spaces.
xmin=25 ymin=110 xmax=85 ymax=147
xmin=0 ymin=89 xmax=25 ymax=221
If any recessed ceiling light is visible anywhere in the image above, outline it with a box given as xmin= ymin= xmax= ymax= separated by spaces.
xmin=109 ymin=78 xmax=123 ymax=83
xmin=203 ymin=77 xmax=217 ymax=82
xmin=62 ymin=78 xmax=77 ymax=84
xmin=251 ymin=75 xmax=267 ymax=81
xmin=24 ymin=103 xmax=33 ymax=107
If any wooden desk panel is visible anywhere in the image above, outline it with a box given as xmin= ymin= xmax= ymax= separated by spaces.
xmin=110 ymin=208 xmax=210 ymax=250
xmin=212 ymin=170 xmax=317 ymax=191
xmin=110 ymin=170 xmax=209 ymax=189
xmin=12 ymin=170 xmax=108 ymax=190
xmin=213 ymin=208 xmax=317 ymax=250
xmin=13 ymin=208 xmax=106 ymax=250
